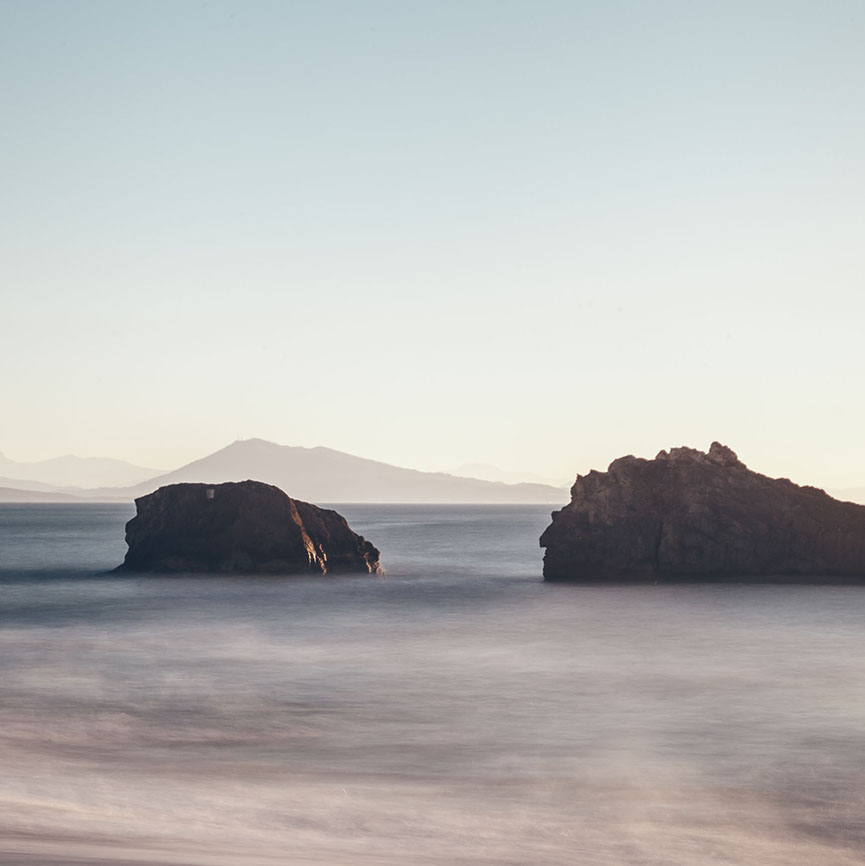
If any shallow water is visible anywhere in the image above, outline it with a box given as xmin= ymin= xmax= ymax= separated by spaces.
xmin=2 ymin=503 xmax=865 ymax=865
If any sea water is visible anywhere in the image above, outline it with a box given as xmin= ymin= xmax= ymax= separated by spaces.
xmin=1 ymin=503 xmax=865 ymax=865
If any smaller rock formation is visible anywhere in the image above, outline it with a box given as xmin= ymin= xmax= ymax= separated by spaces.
xmin=540 ymin=442 xmax=865 ymax=582
xmin=118 ymin=481 xmax=380 ymax=574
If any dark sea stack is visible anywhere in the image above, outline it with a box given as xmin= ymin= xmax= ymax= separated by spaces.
xmin=540 ymin=442 xmax=865 ymax=582
xmin=118 ymin=481 xmax=380 ymax=574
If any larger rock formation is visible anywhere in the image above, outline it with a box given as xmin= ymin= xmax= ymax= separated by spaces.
xmin=118 ymin=481 xmax=380 ymax=574
xmin=540 ymin=443 xmax=865 ymax=582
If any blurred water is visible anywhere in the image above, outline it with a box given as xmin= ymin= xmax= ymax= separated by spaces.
xmin=1 ymin=504 xmax=865 ymax=865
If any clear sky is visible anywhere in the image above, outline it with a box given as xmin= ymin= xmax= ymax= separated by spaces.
xmin=2 ymin=1 xmax=863 ymax=488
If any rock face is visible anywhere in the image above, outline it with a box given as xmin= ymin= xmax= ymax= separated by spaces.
xmin=118 ymin=481 xmax=380 ymax=574
xmin=540 ymin=443 xmax=865 ymax=582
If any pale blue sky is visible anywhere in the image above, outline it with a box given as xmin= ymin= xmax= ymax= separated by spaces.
xmin=2 ymin=1 xmax=863 ymax=487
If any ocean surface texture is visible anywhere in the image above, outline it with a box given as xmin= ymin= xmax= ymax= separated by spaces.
xmin=1 ymin=504 xmax=864 ymax=865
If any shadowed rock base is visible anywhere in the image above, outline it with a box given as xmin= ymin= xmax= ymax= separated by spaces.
xmin=540 ymin=442 xmax=865 ymax=582
xmin=117 ymin=480 xmax=380 ymax=574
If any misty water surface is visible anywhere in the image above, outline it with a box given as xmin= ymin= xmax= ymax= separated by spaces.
xmin=1 ymin=504 xmax=865 ymax=865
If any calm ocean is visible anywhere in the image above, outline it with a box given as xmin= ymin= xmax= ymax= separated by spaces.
xmin=1 ymin=503 xmax=864 ymax=865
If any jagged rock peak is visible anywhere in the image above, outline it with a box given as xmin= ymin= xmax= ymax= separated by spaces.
xmin=653 ymin=441 xmax=741 ymax=467
xmin=605 ymin=442 xmax=742 ymax=480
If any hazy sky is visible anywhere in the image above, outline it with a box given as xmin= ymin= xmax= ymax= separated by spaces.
xmin=2 ymin=1 xmax=863 ymax=487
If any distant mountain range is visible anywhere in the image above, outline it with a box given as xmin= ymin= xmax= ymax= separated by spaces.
xmin=0 ymin=486 xmax=84 ymax=503
xmin=453 ymin=462 xmax=569 ymax=487
xmin=0 ymin=439 xmax=568 ymax=504
xmin=0 ymin=451 xmax=160 ymax=488
xmin=0 ymin=475 xmax=62 ymax=493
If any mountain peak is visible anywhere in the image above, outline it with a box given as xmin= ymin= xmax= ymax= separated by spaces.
xmin=220 ymin=438 xmax=285 ymax=453
xmin=123 ymin=439 xmax=566 ymax=504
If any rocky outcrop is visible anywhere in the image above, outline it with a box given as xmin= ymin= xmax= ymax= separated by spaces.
xmin=118 ymin=481 xmax=380 ymax=574
xmin=540 ymin=442 xmax=865 ymax=582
